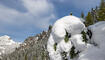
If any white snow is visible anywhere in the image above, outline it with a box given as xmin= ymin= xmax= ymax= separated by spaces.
xmin=0 ymin=35 xmax=15 ymax=45
xmin=51 ymin=15 xmax=85 ymax=43
xmin=79 ymin=21 xmax=105 ymax=60
xmin=57 ymin=39 xmax=72 ymax=53
xmin=0 ymin=35 xmax=20 ymax=56
xmin=88 ymin=21 xmax=105 ymax=46
xmin=47 ymin=15 xmax=105 ymax=60
xmin=47 ymin=15 xmax=86 ymax=60
xmin=71 ymin=34 xmax=86 ymax=52
xmin=78 ymin=44 xmax=105 ymax=60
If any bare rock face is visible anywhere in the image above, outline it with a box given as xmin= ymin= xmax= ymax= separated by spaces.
xmin=2 ymin=26 xmax=52 ymax=60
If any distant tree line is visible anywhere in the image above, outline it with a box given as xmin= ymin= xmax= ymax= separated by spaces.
xmin=81 ymin=0 xmax=105 ymax=27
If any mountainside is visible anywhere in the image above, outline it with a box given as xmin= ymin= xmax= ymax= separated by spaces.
xmin=0 ymin=0 xmax=105 ymax=60
xmin=1 ymin=26 xmax=52 ymax=60
xmin=0 ymin=35 xmax=20 ymax=59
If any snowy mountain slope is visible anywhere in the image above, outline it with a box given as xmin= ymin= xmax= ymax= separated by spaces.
xmin=79 ymin=21 xmax=105 ymax=60
xmin=0 ymin=35 xmax=20 ymax=58
xmin=88 ymin=21 xmax=105 ymax=46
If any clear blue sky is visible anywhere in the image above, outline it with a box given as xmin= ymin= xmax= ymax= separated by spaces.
xmin=0 ymin=0 xmax=101 ymax=42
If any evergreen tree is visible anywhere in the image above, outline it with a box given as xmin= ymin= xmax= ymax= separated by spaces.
xmin=91 ymin=8 xmax=97 ymax=23
xmin=100 ymin=0 xmax=105 ymax=9
xmin=70 ymin=12 xmax=72 ymax=15
xmin=25 ymin=53 xmax=28 ymax=60
xmin=97 ymin=0 xmax=105 ymax=21
xmin=95 ymin=6 xmax=98 ymax=11
xmin=70 ymin=46 xmax=79 ymax=59
xmin=64 ymin=30 xmax=70 ymax=43
xmin=81 ymin=11 xmax=84 ymax=18
xmin=54 ymin=43 xmax=57 ymax=51
xmin=87 ymin=29 xmax=92 ymax=39
xmin=85 ymin=12 xmax=94 ymax=27
xmin=61 ymin=52 xmax=68 ymax=60
xmin=48 ymin=25 xmax=52 ymax=30
xmin=81 ymin=31 xmax=88 ymax=43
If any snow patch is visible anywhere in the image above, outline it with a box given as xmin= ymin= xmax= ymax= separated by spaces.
xmin=0 ymin=35 xmax=20 ymax=56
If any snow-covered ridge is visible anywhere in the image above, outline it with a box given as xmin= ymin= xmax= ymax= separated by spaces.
xmin=0 ymin=35 xmax=15 ymax=45
xmin=0 ymin=35 xmax=20 ymax=57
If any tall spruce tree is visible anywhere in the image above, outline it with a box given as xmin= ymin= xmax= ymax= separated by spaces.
xmin=97 ymin=0 xmax=105 ymax=21
xmin=85 ymin=12 xmax=94 ymax=27
xmin=100 ymin=0 xmax=105 ymax=9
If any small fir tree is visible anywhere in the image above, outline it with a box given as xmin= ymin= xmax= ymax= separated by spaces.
xmin=100 ymin=0 xmax=105 ymax=9
xmin=64 ymin=30 xmax=70 ymax=43
xmin=61 ymin=52 xmax=68 ymax=60
xmin=97 ymin=0 xmax=105 ymax=21
xmin=85 ymin=12 xmax=94 ymax=27
xmin=70 ymin=46 xmax=79 ymax=59
xmin=70 ymin=12 xmax=72 ymax=15
xmin=54 ymin=43 xmax=57 ymax=51
xmin=81 ymin=31 xmax=88 ymax=43
xmin=81 ymin=11 xmax=84 ymax=18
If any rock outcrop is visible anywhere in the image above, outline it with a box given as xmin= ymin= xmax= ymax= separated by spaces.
xmin=2 ymin=26 xmax=52 ymax=60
